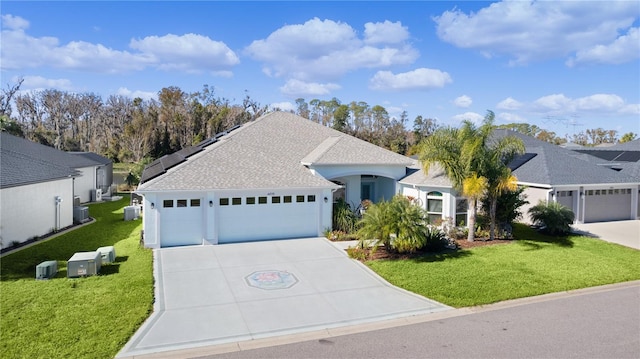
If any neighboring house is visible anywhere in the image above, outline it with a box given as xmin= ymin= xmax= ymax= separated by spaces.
xmin=400 ymin=130 xmax=640 ymax=225
xmin=136 ymin=111 xmax=413 ymax=248
xmin=0 ymin=132 xmax=113 ymax=249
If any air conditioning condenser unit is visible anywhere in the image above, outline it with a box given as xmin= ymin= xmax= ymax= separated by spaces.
xmin=36 ymin=261 xmax=58 ymax=280
xmin=67 ymin=251 xmax=101 ymax=278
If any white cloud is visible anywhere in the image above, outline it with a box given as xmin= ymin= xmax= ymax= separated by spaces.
xmin=497 ymin=112 xmax=527 ymax=123
xmin=245 ymin=17 xmax=418 ymax=82
xmin=451 ymin=111 xmax=483 ymax=124
xmin=369 ymin=68 xmax=452 ymax=91
xmin=496 ymin=97 xmax=523 ymax=111
xmin=532 ymin=94 xmax=574 ymax=113
xmin=453 ymin=95 xmax=472 ymax=108
xmin=1 ymin=15 xmax=239 ymax=74
xmin=269 ymin=102 xmax=295 ymax=112
xmin=620 ymin=103 xmax=640 ymax=115
xmin=1 ymin=14 xmax=29 ymax=30
xmin=280 ymin=79 xmax=341 ymax=97
xmin=568 ymin=27 xmax=640 ymax=66
xmin=364 ymin=20 xmax=409 ymax=44
xmin=433 ymin=1 xmax=639 ymax=65
xmin=116 ymin=87 xmax=157 ymax=101
xmin=21 ymin=75 xmax=74 ymax=91
xmin=130 ymin=33 xmax=239 ymax=73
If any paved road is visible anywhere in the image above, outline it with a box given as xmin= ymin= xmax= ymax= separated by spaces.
xmin=195 ymin=282 xmax=640 ymax=359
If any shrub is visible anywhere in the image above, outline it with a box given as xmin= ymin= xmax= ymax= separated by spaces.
xmin=358 ymin=195 xmax=429 ymax=254
xmin=346 ymin=246 xmax=368 ymax=261
xmin=528 ymin=200 xmax=575 ymax=236
xmin=333 ymin=198 xmax=358 ymax=233
xmin=422 ymin=226 xmax=453 ymax=252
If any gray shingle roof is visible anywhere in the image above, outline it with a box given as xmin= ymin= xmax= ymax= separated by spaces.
xmin=1 ymin=148 xmax=78 ymax=188
xmin=1 ymin=132 xmax=104 ymax=169
xmin=0 ymin=132 xmax=113 ymax=188
xmin=138 ymin=111 xmax=412 ymax=191
xmin=400 ymin=163 xmax=453 ymax=187
xmin=493 ymin=129 xmax=638 ymax=186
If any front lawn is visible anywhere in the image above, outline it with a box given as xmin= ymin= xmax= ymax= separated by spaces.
xmin=367 ymin=224 xmax=640 ymax=308
xmin=0 ymin=196 xmax=154 ymax=359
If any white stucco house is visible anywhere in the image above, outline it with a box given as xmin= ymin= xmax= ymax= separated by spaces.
xmin=0 ymin=132 xmax=112 ymax=249
xmin=136 ymin=111 xmax=413 ymax=248
xmin=399 ymin=130 xmax=640 ymax=225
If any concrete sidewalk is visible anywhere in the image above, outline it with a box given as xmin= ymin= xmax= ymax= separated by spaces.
xmin=116 ymin=238 xmax=451 ymax=358
xmin=572 ymin=220 xmax=640 ymax=250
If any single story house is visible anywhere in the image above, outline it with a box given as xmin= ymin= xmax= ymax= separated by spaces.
xmin=399 ymin=130 xmax=640 ymax=225
xmin=136 ymin=111 xmax=413 ymax=248
xmin=0 ymin=132 xmax=112 ymax=249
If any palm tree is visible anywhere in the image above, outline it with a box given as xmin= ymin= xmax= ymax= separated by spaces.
xmin=420 ymin=120 xmax=483 ymax=241
xmin=420 ymin=110 xmax=524 ymax=242
xmin=462 ymin=173 xmax=488 ymax=241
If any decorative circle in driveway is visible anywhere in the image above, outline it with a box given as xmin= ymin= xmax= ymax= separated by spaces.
xmin=246 ymin=270 xmax=298 ymax=290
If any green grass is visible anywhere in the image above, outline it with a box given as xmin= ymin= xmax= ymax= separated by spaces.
xmin=367 ymin=223 xmax=640 ymax=308
xmin=0 ymin=197 xmax=154 ymax=359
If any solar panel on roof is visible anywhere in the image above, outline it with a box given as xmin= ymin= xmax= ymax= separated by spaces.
xmin=227 ymin=124 xmax=241 ymax=133
xmin=508 ymin=153 xmax=537 ymax=171
xmin=614 ymin=151 xmax=640 ymax=162
xmin=159 ymin=152 xmax=186 ymax=172
xmin=139 ymin=162 xmax=166 ymax=184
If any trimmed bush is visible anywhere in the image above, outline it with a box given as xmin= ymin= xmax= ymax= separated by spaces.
xmin=528 ymin=200 xmax=575 ymax=236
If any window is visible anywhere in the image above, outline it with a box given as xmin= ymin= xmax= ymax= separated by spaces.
xmin=232 ymin=197 xmax=242 ymax=205
xmin=614 ymin=189 xmax=619 ymax=194
xmin=283 ymin=195 xmax=292 ymax=203
xmin=258 ymin=196 xmax=267 ymax=204
xmin=608 ymin=189 xmax=614 ymax=195
xmin=587 ymin=190 xmax=593 ymax=196
xmin=427 ymin=191 xmax=443 ymax=223
xmin=296 ymin=195 xmax=305 ymax=203
xmin=190 ymin=199 xmax=200 ymax=207
xmin=307 ymin=195 xmax=316 ymax=202
xmin=219 ymin=198 xmax=229 ymax=206
xmin=272 ymin=196 xmax=281 ymax=204
xmin=177 ymin=199 xmax=187 ymax=207
xmin=455 ymin=198 xmax=467 ymax=226
xmin=246 ymin=197 xmax=256 ymax=205
xmin=163 ymin=200 xmax=173 ymax=208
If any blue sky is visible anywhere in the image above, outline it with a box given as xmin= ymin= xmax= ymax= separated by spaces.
xmin=2 ymin=1 xmax=639 ymax=138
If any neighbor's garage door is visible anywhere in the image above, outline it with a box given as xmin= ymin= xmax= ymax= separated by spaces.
xmin=160 ymin=198 xmax=203 ymax=247
xmin=584 ymin=188 xmax=632 ymax=222
xmin=218 ymin=193 xmax=319 ymax=243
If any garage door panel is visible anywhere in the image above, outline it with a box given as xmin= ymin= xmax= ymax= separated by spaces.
xmin=584 ymin=189 xmax=631 ymax=223
xmin=218 ymin=194 xmax=319 ymax=243
xmin=160 ymin=199 xmax=203 ymax=247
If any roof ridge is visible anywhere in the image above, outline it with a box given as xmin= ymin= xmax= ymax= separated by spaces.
xmin=300 ymin=136 xmax=342 ymax=165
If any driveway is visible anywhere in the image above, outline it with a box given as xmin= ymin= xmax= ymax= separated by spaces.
xmin=117 ymin=237 xmax=450 ymax=358
xmin=572 ymin=220 xmax=640 ymax=250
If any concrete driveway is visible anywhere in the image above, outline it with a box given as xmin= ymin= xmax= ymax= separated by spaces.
xmin=572 ymin=220 xmax=640 ymax=250
xmin=117 ymin=237 xmax=450 ymax=358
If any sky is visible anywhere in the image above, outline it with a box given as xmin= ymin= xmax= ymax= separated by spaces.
xmin=1 ymin=1 xmax=639 ymax=139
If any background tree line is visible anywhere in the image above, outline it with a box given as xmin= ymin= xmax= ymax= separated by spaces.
xmin=1 ymin=78 xmax=636 ymax=165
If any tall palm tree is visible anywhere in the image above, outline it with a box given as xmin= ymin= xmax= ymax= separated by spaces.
xmin=420 ymin=111 xmax=524 ymax=242
xmin=479 ymin=111 xmax=525 ymax=240
xmin=462 ymin=173 xmax=488 ymax=242
xmin=420 ymin=120 xmax=483 ymax=241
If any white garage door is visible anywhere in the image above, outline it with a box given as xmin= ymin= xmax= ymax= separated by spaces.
xmin=160 ymin=198 xmax=203 ymax=247
xmin=584 ymin=188 xmax=632 ymax=223
xmin=218 ymin=193 xmax=319 ymax=244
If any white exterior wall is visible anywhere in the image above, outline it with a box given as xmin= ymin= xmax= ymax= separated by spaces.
xmin=399 ymin=184 xmax=458 ymax=223
xmin=0 ymin=179 xmax=74 ymax=249
xmin=521 ymin=186 xmax=552 ymax=224
xmin=74 ymin=166 xmax=97 ymax=203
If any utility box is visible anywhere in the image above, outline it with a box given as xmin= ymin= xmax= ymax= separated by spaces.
xmin=123 ymin=205 xmax=140 ymax=221
xmin=91 ymin=188 xmax=102 ymax=202
xmin=36 ymin=261 xmax=58 ymax=280
xmin=96 ymin=246 xmax=116 ymax=264
xmin=73 ymin=206 xmax=90 ymax=224
xmin=67 ymin=251 xmax=102 ymax=278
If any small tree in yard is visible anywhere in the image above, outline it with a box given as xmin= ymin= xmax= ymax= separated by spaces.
xmin=528 ymin=201 xmax=575 ymax=236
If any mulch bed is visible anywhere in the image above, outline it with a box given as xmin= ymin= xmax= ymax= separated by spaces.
xmin=355 ymin=238 xmax=514 ymax=261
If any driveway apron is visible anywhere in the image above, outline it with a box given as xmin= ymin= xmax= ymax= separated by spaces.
xmin=117 ymin=237 xmax=451 ymax=357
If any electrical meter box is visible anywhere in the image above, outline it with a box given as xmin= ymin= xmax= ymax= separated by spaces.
xmin=96 ymin=246 xmax=116 ymax=264
xmin=67 ymin=251 xmax=102 ymax=278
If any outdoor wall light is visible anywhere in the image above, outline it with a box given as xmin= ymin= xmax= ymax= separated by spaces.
xmin=209 ymin=200 xmax=213 ymax=207
xmin=324 ymin=197 xmax=328 ymax=203
xmin=150 ymin=202 xmax=155 ymax=209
